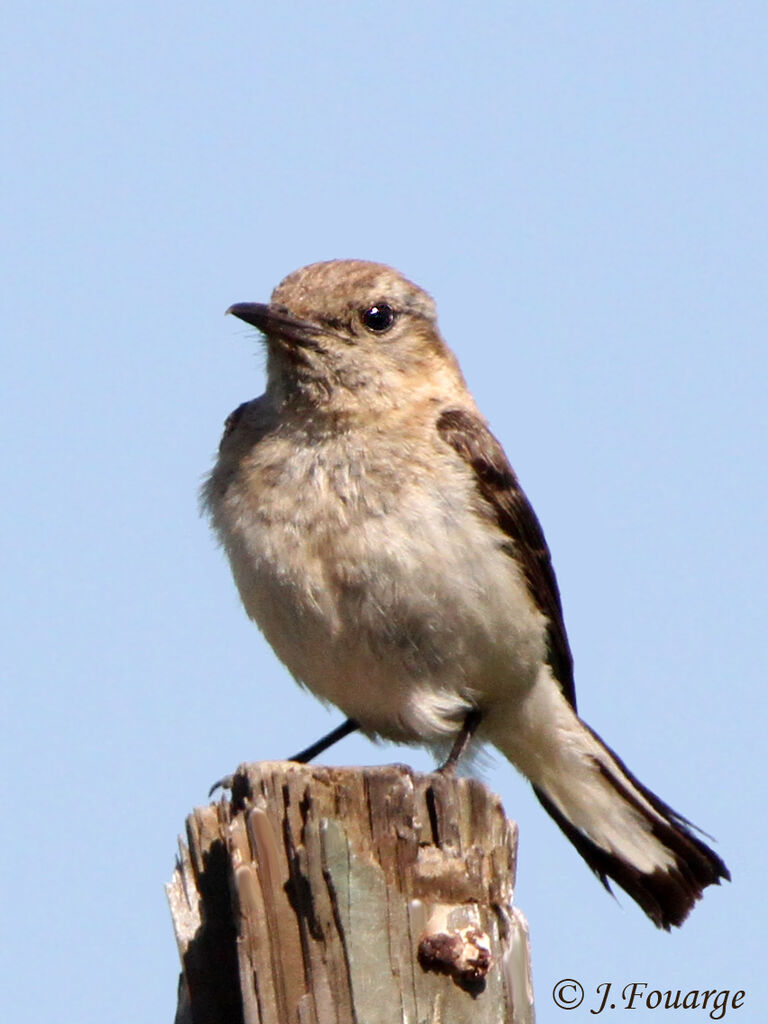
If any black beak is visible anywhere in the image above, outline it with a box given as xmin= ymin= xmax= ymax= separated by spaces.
xmin=226 ymin=302 xmax=322 ymax=348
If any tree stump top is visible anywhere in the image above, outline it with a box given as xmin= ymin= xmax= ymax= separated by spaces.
xmin=168 ymin=762 xmax=535 ymax=1024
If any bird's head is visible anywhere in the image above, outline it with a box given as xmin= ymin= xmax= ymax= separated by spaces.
xmin=228 ymin=259 xmax=465 ymax=412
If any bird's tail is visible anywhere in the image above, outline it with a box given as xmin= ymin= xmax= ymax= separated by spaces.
xmin=496 ymin=695 xmax=729 ymax=928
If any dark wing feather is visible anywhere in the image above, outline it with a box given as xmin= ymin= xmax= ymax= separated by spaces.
xmin=437 ymin=408 xmax=576 ymax=709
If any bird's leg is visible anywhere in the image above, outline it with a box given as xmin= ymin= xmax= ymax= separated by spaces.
xmin=209 ymin=718 xmax=361 ymax=796
xmin=289 ymin=717 xmax=360 ymax=763
xmin=438 ymin=708 xmax=483 ymax=774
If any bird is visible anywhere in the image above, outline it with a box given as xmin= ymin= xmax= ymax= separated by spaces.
xmin=203 ymin=258 xmax=729 ymax=929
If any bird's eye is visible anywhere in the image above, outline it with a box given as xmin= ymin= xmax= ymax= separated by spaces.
xmin=361 ymin=304 xmax=395 ymax=333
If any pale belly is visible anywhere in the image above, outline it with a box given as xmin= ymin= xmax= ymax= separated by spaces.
xmin=218 ymin=454 xmax=547 ymax=745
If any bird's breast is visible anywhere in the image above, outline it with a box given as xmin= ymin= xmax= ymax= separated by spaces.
xmin=209 ymin=429 xmax=547 ymax=736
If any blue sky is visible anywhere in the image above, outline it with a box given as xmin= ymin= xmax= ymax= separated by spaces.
xmin=2 ymin=3 xmax=765 ymax=1020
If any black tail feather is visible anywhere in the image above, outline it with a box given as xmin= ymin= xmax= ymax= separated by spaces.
xmin=533 ymin=728 xmax=729 ymax=930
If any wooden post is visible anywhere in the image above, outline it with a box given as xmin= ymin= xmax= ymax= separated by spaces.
xmin=167 ymin=762 xmax=535 ymax=1024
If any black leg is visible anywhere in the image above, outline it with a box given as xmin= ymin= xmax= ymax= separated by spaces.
xmin=289 ymin=717 xmax=360 ymax=763
xmin=438 ymin=708 xmax=483 ymax=774
xmin=209 ymin=773 xmax=235 ymax=797
xmin=208 ymin=718 xmax=362 ymax=796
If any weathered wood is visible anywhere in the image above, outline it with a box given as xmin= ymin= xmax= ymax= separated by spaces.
xmin=167 ymin=762 xmax=535 ymax=1024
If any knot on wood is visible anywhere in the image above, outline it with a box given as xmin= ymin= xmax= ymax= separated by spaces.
xmin=418 ymin=924 xmax=493 ymax=984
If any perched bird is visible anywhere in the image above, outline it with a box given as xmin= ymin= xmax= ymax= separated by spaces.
xmin=204 ymin=259 xmax=728 ymax=929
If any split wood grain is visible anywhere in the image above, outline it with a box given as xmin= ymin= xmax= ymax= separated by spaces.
xmin=167 ymin=762 xmax=535 ymax=1024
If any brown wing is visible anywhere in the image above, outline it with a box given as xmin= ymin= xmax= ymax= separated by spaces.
xmin=219 ymin=401 xmax=251 ymax=449
xmin=437 ymin=408 xmax=576 ymax=709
